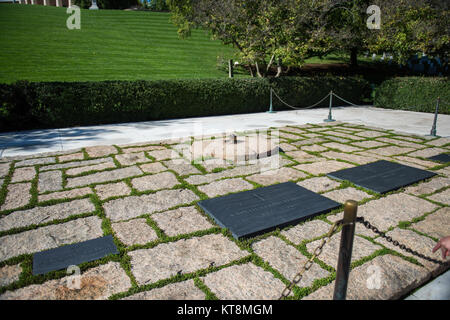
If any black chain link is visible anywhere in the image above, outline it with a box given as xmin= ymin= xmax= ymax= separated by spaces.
xmin=356 ymin=217 xmax=448 ymax=266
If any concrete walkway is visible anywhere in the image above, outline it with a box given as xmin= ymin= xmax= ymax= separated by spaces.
xmin=1 ymin=106 xmax=449 ymax=158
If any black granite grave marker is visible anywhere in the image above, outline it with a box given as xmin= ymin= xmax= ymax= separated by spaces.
xmin=32 ymin=235 xmax=119 ymax=275
xmin=327 ymin=160 xmax=436 ymax=194
xmin=428 ymin=153 xmax=450 ymax=163
xmin=198 ymin=182 xmax=341 ymax=239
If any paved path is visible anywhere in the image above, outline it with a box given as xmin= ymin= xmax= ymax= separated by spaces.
xmin=0 ymin=121 xmax=448 ymax=300
xmin=1 ymin=106 xmax=449 ymax=158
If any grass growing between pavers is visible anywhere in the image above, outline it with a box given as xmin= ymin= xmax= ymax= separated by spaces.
xmin=1 ymin=122 xmax=449 ymax=300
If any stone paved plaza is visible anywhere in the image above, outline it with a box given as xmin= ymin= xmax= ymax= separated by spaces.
xmin=0 ymin=121 xmax=448 ymax=300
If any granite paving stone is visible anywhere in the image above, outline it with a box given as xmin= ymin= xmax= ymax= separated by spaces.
xmin=300 ymin=145 xmax=328 ymax=152
xmin=367 ymin=146 xmax=416 ymax=157
xmin=394 ymin=135 xmax=425 ymax=143
xmin=151 ymin=206 xmax=213 ymax=237
xmin=321 ymin=151 xmax=378 ymax=164
xmin=202 ymin=263 xmax=286 ymax=300
xmin=322 ymin=131 xmax=364 ymax=141
xmin=376 ymin=137 xmax=423 ymax=148
xmin=245 ymin=167 xmax=307 ymax=186
xmin=0 ymin=183 xmax=32 ymax=211
xmin=139 ymin=162 xmax=167 ymax=174
xmin=58 ymin=153 xmax=85 ymax=162
xmin=351 ymin=140 xmax=387 ymax=149
xmin=306 ymin=234 xmax=382 ymax=268
xmin=15 ymin=157 xmax=55 ymax=168
xmin=393 ymin=156 xmax=440 ymax=169
xmin=197 ymin=178 xmax=253 ymax=198
xmin=279 ymin=143 xmax=298 ymax=152
xmin=41 ymin=158 xmax=113 ymax=172
xmin=94 ymin=182 xmax=131 ymax=200
xmin=293 ymin=160 xmax=354 ymax=176
xmin=322 ymin=142 xmax=362 ymax=153
xmin=355 ymin=130 xmax=388 ymax=138
xmin=65 ymin=162 xmax=116 ymax=176
xmin=375 ymin=228 xmax=447 ymax=275
xmin=292 ymin=137 xmax=328 ymax=146
xmin=284 ymin=150 xmax=322 ymax=163
xmin=38 ymin=171 xmax=63 ymax=193
xmin=123 ymin=280 xmax=205 ymax=300
xmin=281 ymin=220 xmax=333 ymax=245
xmin=404 ymin=177 xmax=450 ymax=195
xmin=322 ymin=187 xmax=372 ymax=204
xmin=411 ymin=207 xmax=450 ymax=240
xmin=115 ymin=152 xmax=150 ymax=166
xmin=11 ymin=167 xmax=36 ymax=183
xmin=0 ymin=199 xmax=96 ymax=232
xmin=407 ymin=147 xmax=447 ymax=158
xmin=301 ymin=133 xmax=323 ymax=138
xmin=353 ymin=193 xmax=438 ymax=232
xmin=85 ymin=145 xmax=118 ymax=158
xmin=0 ymin=264 xmax=22 ymax=287
xmin=279 ymin=127 xmax=307 ymax=135
xmin=147 ymin=149 xmax=180 ymax=161
xmin=425 ymin=137 xmax=450 ymax=147
xmin=0 ymin=216 xmax=103 ymax=262
xmin=296 ymin=176 xmax=341 ymax=193
xmin=0 ymin=262 xmax=131 ymax=300
xmin=303 ymin=255 xmax=430 ymax=300
xmin=426 ymin=188 xmax=450 ymax=205
xmin=121 ymin=145 xmax=166 ymax=154
xmin=38 ymin=187 xmax=93 ymax=203
xmin=129 ymin=234 xmax=248 ymax=285
xmin=162 ymin=160 xmax=201 ymax=176
xmin=112 ymin=218 xmax=158 ymax=246
xmin=131 ymin=171 xmax=179 ymax=192
xmin=185 ymin=165 xmax=261 ymax=185
xmin=103 ymin=189 xmax=199 ymax=222
xmin=0 ymin=162 xmax=11 ymax=178
xmin=252 ymin=236 xmax=330 ymax=287
xmin=279 ymin=132 xmax=303 ymax=140
xmin=66 ymin=166 xmax=143 ymax=188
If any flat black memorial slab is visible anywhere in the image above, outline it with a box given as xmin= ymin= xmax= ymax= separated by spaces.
xmin=197 ymin=182 xmax=341 ymax=239
xmin=32 ymin=235 xmax=119 ymax=275
xmin=428 ymin=153 xmax=450 ymax=163
xmin=327 ymin=160 xmax=436 ymax=194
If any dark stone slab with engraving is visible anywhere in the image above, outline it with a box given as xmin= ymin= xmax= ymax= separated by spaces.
xmin=428 ymin=153 xmax=450 ymax=163
xmin=198 ymin=182 xmax=341 ymax=239
xmin=32 ymin=235 xmax=119 ymax=275
xmin=327 ymin=160 xmax=436 ymax=194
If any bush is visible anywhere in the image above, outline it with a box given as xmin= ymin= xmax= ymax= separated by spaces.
xmin=0 ymin=77 xmax=370 ymax=132
xmin=374 ymin=77 xmax=450 ymax=114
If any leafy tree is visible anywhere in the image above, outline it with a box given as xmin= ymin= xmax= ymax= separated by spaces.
xmin=168 ymin=0 xmax=325 ymax=77
xmin=368 ymin=0 xmax=449 ymax=63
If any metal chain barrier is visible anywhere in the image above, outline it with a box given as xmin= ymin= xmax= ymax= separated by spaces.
xmin=271 ymin=88 xmax=331 ymax=110
xmin=278 ymin=219 xmax=343 ymax=300
xmin=356 ymin=217 xmax=448 ymax=266
xmin=331 ymin=92 xmax=366 ymax=107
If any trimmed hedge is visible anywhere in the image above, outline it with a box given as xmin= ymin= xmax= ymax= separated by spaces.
xmin=374 ymin=77 xmax=450 ymax=114
xmin=0 ymin=77 xmax=370 ymax=132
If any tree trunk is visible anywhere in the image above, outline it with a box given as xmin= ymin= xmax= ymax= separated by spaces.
xmin=350 ymin=47 xmax=358 ymax=67
xmin=275 ymin=58 xmax=282 ymax=78
xmin=255 ymin=61 xmax=263 ymax=77
xmin=248 ymin=65 xmax=255 ymax=77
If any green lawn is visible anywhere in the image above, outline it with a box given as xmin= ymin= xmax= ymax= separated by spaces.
xmin=0 ymin=4 xmax=239 ymax=83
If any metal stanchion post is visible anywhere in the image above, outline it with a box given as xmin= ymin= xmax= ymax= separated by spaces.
xmin=324 ymin=91 xmax=335 ymax=122
xmin=429 ymin=97 xmax=440 ymax=137
xmin=333 ymin=200 xmax=358 ymax=300
xmin=267 ymin=88 xmax=276 ymax=113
